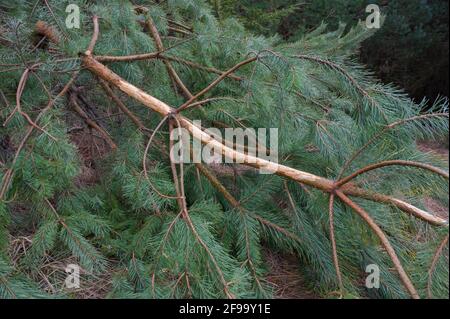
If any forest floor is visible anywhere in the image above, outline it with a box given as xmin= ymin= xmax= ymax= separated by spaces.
xmin=265 ymin=249 xmax=319 ymax=299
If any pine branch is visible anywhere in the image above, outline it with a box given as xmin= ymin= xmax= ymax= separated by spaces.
xmin=99 ymin=79 xmax=148 ymax=131
xmin=427 ymin=234 xmax=449 ymax=299
xmin=177 ymin=56 xmax=258 ymax=112
xmin=81 ymin=53 xmax=448 ymax=227
xmin=335 ymin=190 xmax=419 ymax=299
xmin=69 ymin=94 xmax=117 ymax=150
xmin=329 ymin=194 xmax=344 ymax=297
xmin=337 ymin=160 xmax=449 ymax=187
xmin=0 ymin=71 xmax=79 ymax=200
xmin=338 ymin=113 xmax=450 ymax=179
xmin=145 ymin=13 xmax=193 ymax=99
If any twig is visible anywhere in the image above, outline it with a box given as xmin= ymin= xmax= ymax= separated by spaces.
xmin=86 ymin=15 xmax=99 ymax=55
xmin=329 ymin=194 xmax=344 ymax=296
xmin=69 ymin=94 xmax=117 ymax=150
xmin=4 ymin=66 xmax=57 ymax=140
xmin=146 ymin=14 xmax=193 ymax=99
xmin=143 ymin=116 xmax=181 ymax=200
xmin=338 ymin=113 xmax=449 ymax=179
xmin=177 ymin=56 xmax=258 ymax=112
xmin=0 ymin=71 xmax=79 ymax=200
xmin=168 ymin=119 xmax=186 ymax=212
xmin=98 ymin=79 xmax=147 ymax=130
xmin=335 ymin=190 xmax=420 ymax=299
xmin=163 ymin=55 xmax=244 ymax=81
xmin=427 ymin=234 xmax=449 ymax=299
xmin=337 ymin=160 xmax=449 ymax=187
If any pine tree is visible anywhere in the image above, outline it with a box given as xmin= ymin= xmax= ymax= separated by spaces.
xmin=0 ymin=0 xmax=448 ymax=299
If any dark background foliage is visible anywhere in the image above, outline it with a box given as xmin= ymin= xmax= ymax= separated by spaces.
xmin=211 ymin=0 xmax=449 ymax=103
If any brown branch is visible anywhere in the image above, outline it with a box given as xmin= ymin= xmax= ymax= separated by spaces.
xmin=4 ymin=66 xmax=56 ymax=140
xmin=177 ymin=56 xmax=257 ymax=112
xmin=142 ymin=115 xmax=181 ymax=200
xmin=427 ymin=234 xmax=449 ymax=299
xmin=81 ymin=54 xmax=447 ymax=227
xmin=145 ymin=14 xmax=193 ymax=100
xmin=95 ymin=52 xmax=160 ymax=63
xmin=167 ymin=19 xmax=193 ymax=32
xmin=338 ymin=113 xmax=449 ymax=179
xmin=95 ymin=52 xmax=244 ymax=81
xmin=69 ymin=94 xmax=117 ymax=150
xmin=335 ymin=190 xmax=420 ymax=299
xmin=163 ymin=55 xmax=244 ymax=81
xmin=342 ymin=185 xmax=448 ymax=226
xmin=168 ymin=26 xmax=191 ymax=36
xmin=98 ymin=79 xmax=147 ymax=130
xmin=168 ymin=119 xmax=186 ymax=211
xmin=337 ymin=160 xmax=449 ymax=187
xmin=329 ymin=194 xmax=344 ymax=296
xmin=86 ymin=15 xmax=99 ymax=55
xmin=0 ymin=71 xmax=79 ymax=200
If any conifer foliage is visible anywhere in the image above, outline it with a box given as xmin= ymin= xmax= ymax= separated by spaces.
xmin=0 ymin=1 xmax=448 ymax=299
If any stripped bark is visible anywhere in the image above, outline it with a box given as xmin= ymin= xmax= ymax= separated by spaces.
xmin=80 ymin=54 xmax=448 ymax=227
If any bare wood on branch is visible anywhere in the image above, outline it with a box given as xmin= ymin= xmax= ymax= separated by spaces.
xmin=80 ymin=54 xmax=448 ymax=228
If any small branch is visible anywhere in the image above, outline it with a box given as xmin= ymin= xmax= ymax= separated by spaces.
xmin=329 ymin=194 xmax=344 ymax=296
xmin=194 ymin=162 xmax=240 ymax=208
xmin=195 ymin=163 xmax=302 ymax=243
xmin=142 ymin=116 xmax=181 ymax=200
xmin=167 ymin=19 xmax=193 ymax=32
xmin=146 ymin=14 xmax=193 ymax=100
xmin=95 ymin=52 xmax=244 ymax=81
xmin=69 ymin=94 xmax=117 ymax=150
xmin=335 ymin=190 xmax=420 ymax=299
xmin=338 ymin=113 xmax=449 ymax=179
xmin=427 ymin=234 xmax=449 ymax=299
xmin=98 ymin=79 xmax=147 ymax=130
xmin=177 ymin=56 xmax=257 ymax=112
xmin=0 ymin=71 xmax=79 ymax=200
xmin=163 ymin=55 xmax=244 ymax=81
xmin=337 ymin=160 xmax=449 ymax=187
xmin=168 ymin=26 xmax=192 ymax=36
xmin=95 ymin=52 xmax=160 ymax=63
xmin=168 ymin=119 xmax=186 ymax=212
xmin=181 ymin=97 xmax=241 ymax=112
xmin=4 ymin=66 xmax=56 ymax=140
xmin=342 ymin=185 xmax=448 ymax=226
xmin=86 ymin=15 xmax=99 ymax=55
